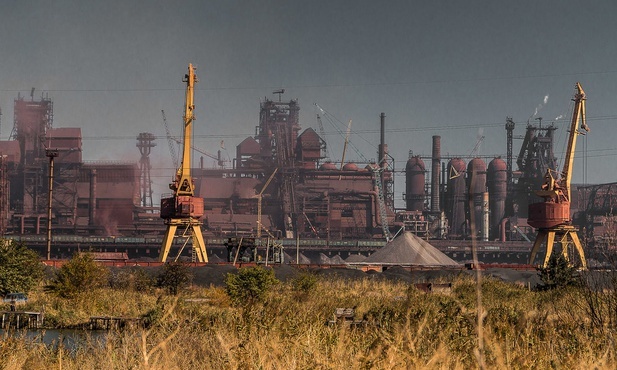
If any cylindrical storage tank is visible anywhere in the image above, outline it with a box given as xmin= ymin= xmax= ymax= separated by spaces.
xmin=446 ymin=158 xmax=466 ymax=237
xmin=487 ymin=157 xmax=507 ymax=240
xmin=405 ymin=156 xmax=426 ymax=211
xmin=466 ymin=158 xmax=487 ymax=238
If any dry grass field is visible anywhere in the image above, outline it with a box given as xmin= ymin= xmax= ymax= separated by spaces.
xmin=1 ymin=269 xmax=615 ymax=369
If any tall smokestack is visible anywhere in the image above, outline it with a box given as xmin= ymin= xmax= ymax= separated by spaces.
xmin=431 ymin=135 xmax=441 ymax=212
xmin=378 ymin=113 xmax=386 ymax=167
xmin=89 ymin=169 xmax=96 ymax=226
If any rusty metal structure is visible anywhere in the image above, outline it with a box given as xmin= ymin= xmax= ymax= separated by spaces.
xmin=577 ymin=182 xmax=617 ymax=250
xmin=137 ymin=133 xmax=156 ymax=208
xmin=487 ymin=157 xmax=507 ymax=240
xmin=445 ymin=158 xmax=467 ymax=237
xmin=193 ymin=93 xmax=394 ymax=241
xmin=0 ymin=79 xmax=614 ymax=267
xmin=513 ymin=119 xmax=558 ymax=218
xmin=467 ymin=158 xmax=487 ymax=240
xmin=405 ymin=155 xmax=425 ymax=212
xmin=0 ymin=93 xmax=141 ymax=237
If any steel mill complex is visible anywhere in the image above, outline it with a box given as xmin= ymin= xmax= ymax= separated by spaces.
xmin=0 ymin=75 xmax=612 ymax=266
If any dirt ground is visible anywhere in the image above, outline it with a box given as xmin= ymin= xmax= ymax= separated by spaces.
xmin=181 ymin=264 xmax=543 ymax=288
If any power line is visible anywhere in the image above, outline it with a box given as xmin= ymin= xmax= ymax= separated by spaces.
xmin=77 ymin=114 xmax=617 ymax=141
xmin=3 ymin=69 xmax=617 ymax=93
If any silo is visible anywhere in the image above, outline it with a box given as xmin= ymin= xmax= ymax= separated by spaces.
xmin=446 ymin=158 xmax=466 ymax=236
xmin=466 ymin=158 xmax=487 ymax=238
xmin=405 ymin=156 xmax=426 ymax=211
xmin=487 ymin=158 xmax=507 ymax=240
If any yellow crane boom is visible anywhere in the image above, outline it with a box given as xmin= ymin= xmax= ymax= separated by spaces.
xmin=561 ymin=82 xmax=589 ymax=202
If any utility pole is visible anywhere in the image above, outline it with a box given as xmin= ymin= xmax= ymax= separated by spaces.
xmin=46 ymin=149 xmax=58 ymax=260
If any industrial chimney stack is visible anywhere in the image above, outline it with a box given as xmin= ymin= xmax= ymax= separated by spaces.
xmin=431 ymin=135 xmax=441 ymax=213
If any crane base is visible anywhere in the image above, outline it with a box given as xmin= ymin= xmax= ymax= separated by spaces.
xmin=159 ymin=218 xmax=208 ymax=263
xmin=529 ymin=225 xmax=587 ymax=269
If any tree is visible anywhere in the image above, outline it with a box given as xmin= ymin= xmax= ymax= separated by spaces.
xmin=0 ymin=239 xmax=44 ymax=295
xmin=156 ymin=262 xmax=192 ymax=295
xmin=537 ymin=254 xmax=580 ymax=291
xmin=225 ymin=266 xmax=279 ymax=305
xmin=47 ymin=252 xmax=109 ymax=298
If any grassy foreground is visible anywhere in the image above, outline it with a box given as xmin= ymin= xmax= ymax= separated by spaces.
xmin=0 ymin=272 xmax=615 ymax=369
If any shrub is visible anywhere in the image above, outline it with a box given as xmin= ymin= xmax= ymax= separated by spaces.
xmin=46 ymin=252 xmax=109 ymax=298
xmin=537 ymin=254 xmax=580 ymax=291
xmin=225 ymin=266 xmax=278 ymax=305
xmin=110 ymin=267 xmax=154 ymax=292
xmin=0 ymin=239 xmax=44 ymax=295
xmin=156 ymin=263 xmax=193 ymax=295
xmin=291 ymin=272 xmax=318 ymax=296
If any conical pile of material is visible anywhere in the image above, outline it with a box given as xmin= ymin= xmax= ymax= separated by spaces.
xmin=345 ymin=254 xmax=367 ymax=263
xmin=364 ymin=232 xmax=459 ymax=266
xmin=284 ymin=252 xmax=312 ymax=264
xmin=319 ymin=253 xmax=333 ymax=264
xmin=329 ymin=254 xmax=347 ymax=265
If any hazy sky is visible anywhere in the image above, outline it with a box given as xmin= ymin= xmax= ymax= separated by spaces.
xmin=2 ymin=0 xmax=617 ymax=205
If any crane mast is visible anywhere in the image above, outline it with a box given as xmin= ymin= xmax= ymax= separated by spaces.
xmin=528 ymin=82 xmax=588 ymax=269
xmin=174 ymin=65 xmax=197 ymax=196
xmin=159 ymin=64 xmax=208 ymax=262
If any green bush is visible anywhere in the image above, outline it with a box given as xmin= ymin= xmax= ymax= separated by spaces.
xmin=156 ymin=262 xmax=193 ymax=295
xmin=291 ymin=272 xmax=318 ymax=295
xmin=537 ymin=254 xmax=580 ymax=291
xmin=0 ymin=239 xmax=44 ymax=295
xmin=46 ymin=252 xmax=109 ymax=298
xmin=225 ymin=266 xmax=279 ymax=305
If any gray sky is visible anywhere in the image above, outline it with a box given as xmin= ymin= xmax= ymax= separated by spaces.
xmin=2 ymin=0 xmax=617 ymax=206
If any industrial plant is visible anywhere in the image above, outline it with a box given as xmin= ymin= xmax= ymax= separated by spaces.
xmin=0 ymin=74 xmax=613 ymax=265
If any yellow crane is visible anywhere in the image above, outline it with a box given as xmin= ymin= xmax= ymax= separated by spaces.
xmin=528 ymin=82 xmax=589 ymax=268
xmin=255 ymin=168 xmax=278 ymax=238
xmin=159 ymin=64 xmax=208 ymax=262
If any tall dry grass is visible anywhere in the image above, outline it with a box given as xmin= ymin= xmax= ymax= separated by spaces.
xmin=1 ymin=274 xmax=615 ymax=369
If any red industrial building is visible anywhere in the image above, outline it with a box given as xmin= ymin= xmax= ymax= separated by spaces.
xmin=0 ymin=93 xmax=140 ymax=236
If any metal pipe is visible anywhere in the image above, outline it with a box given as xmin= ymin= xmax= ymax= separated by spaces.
xmin=500 ymin=217 xmax=508 ymax=242
xmin=482 ymin=192 xmax=489 ymax=241
xmin=89 ymin=169 xmax=97 ymax=227
xmin=379 ymin=113 xmax=386 ymax=167
xmin=46 ymin=149 xmax=58 ymax=260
